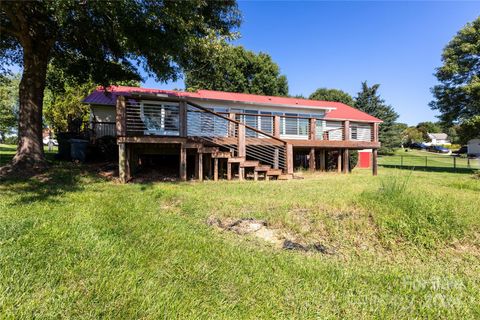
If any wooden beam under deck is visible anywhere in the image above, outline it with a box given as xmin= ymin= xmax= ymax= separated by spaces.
xmin=285 ymin=139 xmax=380 ymax=149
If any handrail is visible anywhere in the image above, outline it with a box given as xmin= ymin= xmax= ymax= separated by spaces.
xmin=185 ymin=99 xmax=288 ymax=146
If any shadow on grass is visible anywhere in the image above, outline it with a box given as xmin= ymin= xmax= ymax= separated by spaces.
xmin=379 ymin=164 xmax=477 ymax=174
xmin=0 ymin=162 xmax=101 ymax=205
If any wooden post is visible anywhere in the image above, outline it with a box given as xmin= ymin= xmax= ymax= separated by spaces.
xmin=116 ymin=96 xmax=126 ymax=137
xmin=238 ymin=123 xmax=246 ymax=158
xmin=180 ymin=145 xmax=187 ymax=181
xmin=343 ymin=149 xmax=349 ymax=173
xmin=253 ymin=170 xmax=258 ymax=181
xmin=373 ymin=123 xmax=379 ymax=142
xmin=228 ymin=113 xmax=236 ymax=137
xmin=274 ymin=115 xmax=281 ymax=138
xmin=286 ymin=144 xmax=294 ymax=174
xmin=309 ymin=118 xmax=316 ymax=140
xmin=239 ymin=167 xmax=245 ymax=181
xmin=343 ymin=120 xmax=350 ymax=141
xmin=309 ymin=148 xmax=316 ymax=172
xmin=372 ymin=149 xmax=378 ymax=176
xmin=198 ymin=152 xmax=203 ymax=182
xmin=179 ymin=101 xmax=187 ymax=137
xmin=213 ymin=158 xmax=218 ymax=181
xmin=227 ymin=162 xmax=232 ymax=180
xmin=337 ymin=149 xmax=342 ymax=173
xmin=320 ymin=149 xmax=326 ymax=172
xmin=119 ymin=142 xmax=127 ymax=183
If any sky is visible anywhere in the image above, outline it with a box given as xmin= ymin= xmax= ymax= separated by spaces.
xmin=142 ymin=1 xmax=480 ymax=126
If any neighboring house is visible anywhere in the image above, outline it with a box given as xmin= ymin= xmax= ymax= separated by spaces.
xmin=425 ymin=133 xmax=451 ymax=146
xmin=83 ymin=86 xmax=382 ymax=182
xmin=467 ymin=139 xmax=480 ymax=157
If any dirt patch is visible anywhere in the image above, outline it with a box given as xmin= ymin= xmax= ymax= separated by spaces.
xmin=207 ymin=217 xmax=334 ymax=254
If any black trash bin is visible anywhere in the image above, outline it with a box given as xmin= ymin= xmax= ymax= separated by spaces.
xmin=69 ymin=139 xmax=89 ymax=162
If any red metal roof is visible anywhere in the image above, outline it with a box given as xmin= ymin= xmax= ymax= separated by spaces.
xmin=83 ymin=86 xmax=382 ymax=122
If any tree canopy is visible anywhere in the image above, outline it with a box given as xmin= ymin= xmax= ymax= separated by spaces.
xmin=1 ymin=0 xmax=240 ymax=170
xmin=416 ymin=121 xmax=442 ymax=141
xmin=309 ymin=88 xmax=354 ymax=106
xmin=430 ymin=17 xmax=480 ymax=125
xmin=0 ymin=74 xmax=19 ymax=142
xmin=185 ymin=43 xmax=288 ymax=96
xmin=458 ymin=115 xmax=480 ymax=144
xmin=354 ymin=82 xmax=400 ymax=154
xmin=401 ymin=127 xmax=423 ymax=145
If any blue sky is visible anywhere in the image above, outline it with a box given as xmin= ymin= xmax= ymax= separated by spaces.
xmin=144 ymin=1 xmax=480 ymax=125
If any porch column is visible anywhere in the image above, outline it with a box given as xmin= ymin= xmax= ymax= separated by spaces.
xmin=372 ymin=149 xmax=378 ymax=176
xmin=274 ymin=115 xmax=281 ymax=138
xmin=238 ymin=123 xmax=246 ymax=158
xmin=309 ymin=148 xmax=316 ymax=172
xmin=286 ymin=144 xmax=294 ymax=174
xmin=343 ymin=120 xmax=350 ymax=141
xmin=197 ymin=152 xmax=203 ymax=182
xmin=342 ymin=149 xmax=349 ymax=174
xmin=309 ymin=118 xmax=316 ymax=140
xmin=337 ymin=149 xmax=342 ymax=173
xmin=213 ymin=158 xmax=219 ymax=181
xmin=116 ymin=96 xmax=126 ymax=137
xmin=179 ymin=101 xmax=187 ymax=137
xmin=118 ymin=142 xmax=128 ymax=183
xmin=227 ymin=161 xmax=232 ymax=180
xmin=180 ymin=145 xmax=187 ymax=181
xmin=319 ymin=149 xmax=326 ymax=172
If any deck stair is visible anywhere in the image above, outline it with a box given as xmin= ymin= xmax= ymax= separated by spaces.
xmin=185 ymin=100 xmax=292 ymax=181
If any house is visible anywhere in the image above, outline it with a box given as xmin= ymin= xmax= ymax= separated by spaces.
xmin=426 ymin=133 xmax=450 ymax=146
xmin=467 ymin=139 xmax=480 ymax=157
xmin=83 ymin=86 xmax=382 ymax=182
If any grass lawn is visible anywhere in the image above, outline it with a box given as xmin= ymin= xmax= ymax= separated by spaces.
xmin=1 ymin=144 xmax=479 ymax=319
xmin=378 ymin=148 xmax=480 ymax=171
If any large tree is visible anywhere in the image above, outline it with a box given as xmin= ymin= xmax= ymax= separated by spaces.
xmin=0 ymin=74 xmax=19 ymax=142
xmin=354 ymin=81 xmax=400 ymax=154
xmin=309 ymin=88 xmax=354 ymax=106
xmin=416 ymin=121 xmax=442 ymax=142
xmin=185 ymin=43 xmax=288 ymax=96
xmin=1 ymin=1 xmax=240 ymax=170
xmin=457 ymin=115 xmax=480 ymax=144
xmin=430 ymin=17 xmax=480 ymax=125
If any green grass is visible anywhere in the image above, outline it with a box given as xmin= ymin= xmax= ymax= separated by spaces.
xmin=1 ymin=144 xmax=480 ymax=319
xmin=378 ymin=148 xmax=480 ymax=171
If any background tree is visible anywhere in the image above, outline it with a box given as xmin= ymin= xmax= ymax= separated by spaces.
xmin=309 ymin=88 xmax=354 ymax=106
xmin=401 ymin=127 xmax=424 ymax=145
xmin=416 ymin=121 xmax=442 ymax=141
xmin=430 ymin=16 xmax=480 ymax=125
xmin=354 ymin=81 xmax=400 ymax=154
xmin=457 ymin=115 xmax=480 ymax=144
xmin=0 ymin=73 xmax=19 ymax=142
xmin=1 ymin=0 xmax=240 ymax=171
xmin=185 ymin=43 xmax=288 ymax=96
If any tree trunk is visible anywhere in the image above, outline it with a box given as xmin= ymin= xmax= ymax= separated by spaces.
xmin=11 ymin=48 xmax=49 ymax=170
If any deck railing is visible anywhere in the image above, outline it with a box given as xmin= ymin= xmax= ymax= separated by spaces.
xmin=117 ymin=95 xmax=378 ymax=145
xmin=187 ymin=102 xmax=288 ymax=171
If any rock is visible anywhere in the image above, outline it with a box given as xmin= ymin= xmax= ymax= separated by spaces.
xmin=282 ymin=240 xmax=307 ymax=251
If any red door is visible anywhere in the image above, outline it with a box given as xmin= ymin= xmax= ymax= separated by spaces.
xmin=358 ymin=151 xmax=371 ymax=168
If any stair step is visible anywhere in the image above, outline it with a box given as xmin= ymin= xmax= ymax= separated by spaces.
xmin=254 ymin=165 xmax=271 ymax=172
xmin=212 ymin=151 xmax=231 ymax=158
xmin=278 ymin=174 xmax=293 ymax=180
xmin=240 ymin=160 xmax=260 ymax=168
xmin=266 ymin=169 xmax=282 ymax=176
xmin=228 ymin=157 xmax=245 ymax=163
